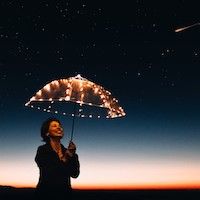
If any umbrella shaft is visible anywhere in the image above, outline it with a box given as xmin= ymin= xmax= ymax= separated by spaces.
xmin=71 ymin=114 xmax=75 ymax=141
xmin=70 ymin=104 xmax=76 ymax=141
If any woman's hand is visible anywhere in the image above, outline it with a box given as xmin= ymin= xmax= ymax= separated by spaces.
xmin=66 ymin=141 xmax=77 ymax=157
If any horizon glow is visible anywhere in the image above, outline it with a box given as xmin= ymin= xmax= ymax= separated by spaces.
xmin=1 ymin=148 xmax=200 ymax=189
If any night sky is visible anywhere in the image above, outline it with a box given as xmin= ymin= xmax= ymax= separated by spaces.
xmin=1 ymin=0 xmax=200 ymax=189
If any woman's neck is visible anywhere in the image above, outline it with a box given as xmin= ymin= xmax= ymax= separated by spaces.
xmin=50 ymin=138 xmax=61 ymax=147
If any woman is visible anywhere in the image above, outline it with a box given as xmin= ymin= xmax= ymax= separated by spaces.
xmin=35 ymin=117 xmax=80 ymax=198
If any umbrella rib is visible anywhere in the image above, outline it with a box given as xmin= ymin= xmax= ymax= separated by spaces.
xmin=27 ymin=99 xmax=109 ymax=109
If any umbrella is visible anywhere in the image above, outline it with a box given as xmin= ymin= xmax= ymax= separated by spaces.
xmin=25 ymin=74 xmax=126 ymax=140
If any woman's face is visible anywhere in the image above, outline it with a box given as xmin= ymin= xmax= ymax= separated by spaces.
xmin=48 ymin=120 xmax=64 ymax=138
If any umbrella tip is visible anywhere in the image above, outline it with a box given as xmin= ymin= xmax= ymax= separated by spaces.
xmin=74 ymin=74 xmax=87 ymax=81
xmin=76 ymin=74 xmax=82 ymax=78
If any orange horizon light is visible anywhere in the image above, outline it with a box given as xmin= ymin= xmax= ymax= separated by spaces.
xmin=6 ymin=182 xmax=200 ymax=190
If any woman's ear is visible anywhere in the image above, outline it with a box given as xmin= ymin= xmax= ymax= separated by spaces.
xmin=46 ymin=132 xmax=49 ymax=136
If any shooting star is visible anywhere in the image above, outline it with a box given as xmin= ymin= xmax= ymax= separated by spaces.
xmin=175 ymin=22 xmax=200 ymax=33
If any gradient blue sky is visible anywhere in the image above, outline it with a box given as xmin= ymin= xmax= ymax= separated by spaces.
xmin=1 ymin=92 xmax=200 ymax=188
xmin=1 ymin=0 xmax=200 ymax=189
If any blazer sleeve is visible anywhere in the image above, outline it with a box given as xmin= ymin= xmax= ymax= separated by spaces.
xmin=66 ymin=153 xmax=80 ymax=178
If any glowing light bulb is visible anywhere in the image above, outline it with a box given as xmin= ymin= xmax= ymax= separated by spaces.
xmin=44 ymin=84 xmax=50 ymax=91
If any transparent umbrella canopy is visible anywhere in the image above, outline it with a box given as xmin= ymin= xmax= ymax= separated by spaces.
xmin=25 ymin=74 xmax=126 ymax=140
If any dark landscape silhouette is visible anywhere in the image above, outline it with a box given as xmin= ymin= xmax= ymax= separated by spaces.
xmin=0 ymin=186 xmax=199 ymax=200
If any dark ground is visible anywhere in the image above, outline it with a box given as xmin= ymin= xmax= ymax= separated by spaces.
xmin=0 ymin=187 xmax=200 ymax=200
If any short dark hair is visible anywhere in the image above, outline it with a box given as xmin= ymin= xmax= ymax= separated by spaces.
xmin=40 ymin=117 xmax=61 ymax=142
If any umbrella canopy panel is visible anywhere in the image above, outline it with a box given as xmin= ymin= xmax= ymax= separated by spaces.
xmin=25 ymin=75 xmax=126 ymax=118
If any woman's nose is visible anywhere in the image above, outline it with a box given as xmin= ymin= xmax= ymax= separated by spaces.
xmin=58 ymin=127 xmax=63 ymax=131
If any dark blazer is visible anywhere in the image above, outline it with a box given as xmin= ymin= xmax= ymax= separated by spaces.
xmin=35 ymin=142 xmax=80 ymax=193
